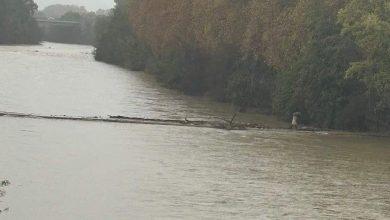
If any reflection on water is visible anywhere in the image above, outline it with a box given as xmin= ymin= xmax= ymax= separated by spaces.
xmin=0 ymin=43 xmax=389 ymax=219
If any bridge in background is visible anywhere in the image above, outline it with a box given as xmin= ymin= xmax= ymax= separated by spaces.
xmin=36 ymin=19 xmax=82 ymax=44
xmin=36 ymin=19 xmax=81 ymax=29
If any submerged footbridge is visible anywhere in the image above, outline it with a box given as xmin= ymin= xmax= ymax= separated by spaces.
xmin=0 ymin=111 xmax=268 ymax=131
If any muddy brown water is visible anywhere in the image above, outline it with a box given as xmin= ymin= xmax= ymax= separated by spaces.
xmin=0 ymin=43 xmax=389 ymax=219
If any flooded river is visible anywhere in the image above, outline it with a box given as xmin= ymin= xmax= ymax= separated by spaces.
xmin=0 ymin=43 xmax=389 ymax=219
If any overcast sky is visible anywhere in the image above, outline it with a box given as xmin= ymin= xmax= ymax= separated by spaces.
xmin=35 ymin=0 xmax=115 ymax=11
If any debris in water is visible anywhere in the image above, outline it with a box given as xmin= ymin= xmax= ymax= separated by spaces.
xmin=0 ymin=180 xmax=10 ymax=215
xmin=0 ymin=208 xmax=9 ymax=214
xmin=1 ymin=180 xmax=10 ymax=187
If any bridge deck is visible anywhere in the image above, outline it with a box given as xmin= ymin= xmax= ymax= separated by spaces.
xmin=36 ymin=19 xmax=81 ymax=27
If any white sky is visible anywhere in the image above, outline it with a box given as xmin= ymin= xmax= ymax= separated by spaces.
xmin=34 ymin=0 xmax=115 ymax=11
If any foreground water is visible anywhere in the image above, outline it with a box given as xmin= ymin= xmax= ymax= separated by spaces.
xmin=0 ymin=43 xmax=389 ymax=219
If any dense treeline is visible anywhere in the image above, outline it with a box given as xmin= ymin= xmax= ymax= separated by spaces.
xmin=95 ymin=0 xmax=390 ymax=131
xmin=94 ymin=0 xmax=147 ymax=69
xmin=0 ymin=0 xmax=42 ymax=44
xmin=39 ymin=4 xmax=87 ymax=18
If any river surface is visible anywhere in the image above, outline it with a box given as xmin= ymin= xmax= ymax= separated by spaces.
xmin=0 ymin=43 xmax=389 ymax=219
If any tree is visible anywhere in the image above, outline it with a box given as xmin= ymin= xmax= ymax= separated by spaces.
xmin=228 ymin=56 xmax=274 ymax=109
xmin=94 ymin=0 xmax=389 ymax=131
xmin=41 ymin=4 xmax=87 ymax=18
xmin=94 ymin=0 xmax=148 ymax=70
xmin=60 ymin=11 xmax=82 ymax=22
xmin=272 ymin=0 xmax=368 ymax=130
xmin=0 ymin=0 xmax=42 ymax=44
xmin=338 ymin=0 xmax=390 ymax=128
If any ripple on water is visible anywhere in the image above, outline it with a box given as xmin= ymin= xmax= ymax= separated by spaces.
xmin=0 ymin=43 xmax=389 ymax=219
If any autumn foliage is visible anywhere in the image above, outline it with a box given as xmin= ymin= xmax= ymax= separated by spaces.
xmin=95 ymin=0 xmax=390 ymax=131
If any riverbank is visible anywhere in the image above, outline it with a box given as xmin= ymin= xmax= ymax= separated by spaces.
xmin=94 ymin=0 xmax=390 ymax=132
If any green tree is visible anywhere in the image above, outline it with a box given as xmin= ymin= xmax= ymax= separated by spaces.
xmin=41 ymin=4 xmax=87 ymax=18
xmin=94 ymin=0 xmax=389 ymax=131
xmin=273 ymin=0 xmax=366 ymax=130
xmin=228 ymin=56 xmax=274 ymax=110
xmin=338 ymin=0 xmax=390 ymax=128
xmin=0 ymin=0 xmax=42 ymax=44
xmin=60 ymin=11 xmax=81 ymax=22
xmin=94 ymin=0 xmax=148 ymax=70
